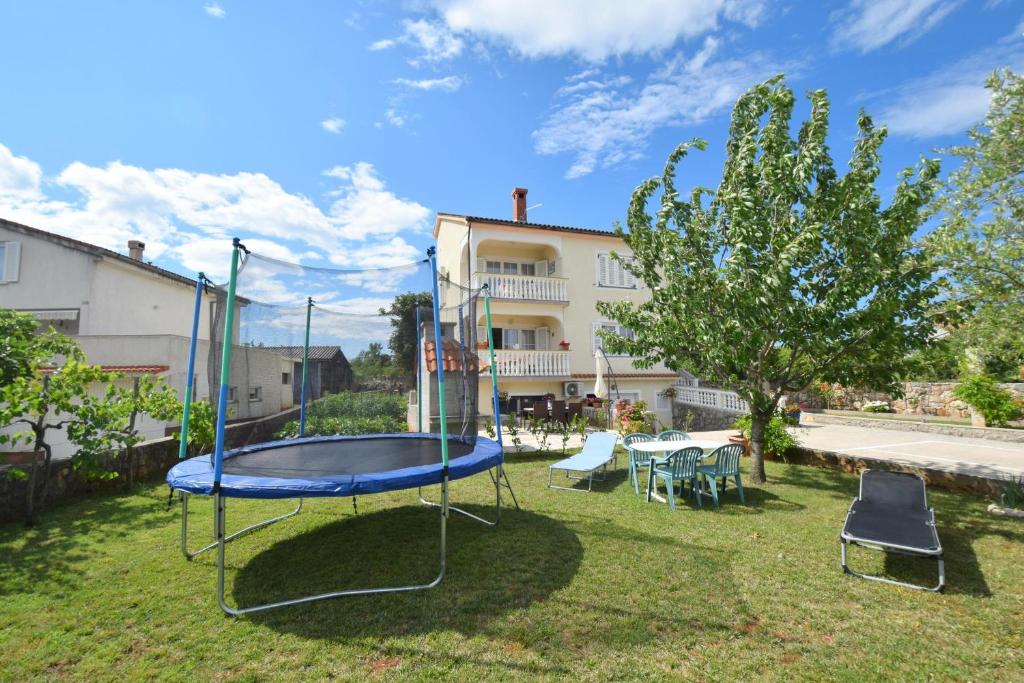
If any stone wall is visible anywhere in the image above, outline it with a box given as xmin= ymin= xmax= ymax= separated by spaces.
xmin=672 ymin=402 xmax=741 ymax=432
xmin=790 ymin=382 xmax=1024 ymax=418
xmin=0 ymin=406 xmax=300 ymax=523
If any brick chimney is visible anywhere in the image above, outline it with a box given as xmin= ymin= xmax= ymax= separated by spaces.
xmin=512 ymin=187 xmax=528 ymax=222
xmin=127 ymin=240 xmax=145 ymax=261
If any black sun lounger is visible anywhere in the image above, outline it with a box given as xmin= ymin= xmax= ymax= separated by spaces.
xmin=840 ymin=469 xmax=945 ymax=592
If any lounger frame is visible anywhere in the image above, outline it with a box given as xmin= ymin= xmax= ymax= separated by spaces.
xmin=840 ymin=470 xmax=945 ymax=593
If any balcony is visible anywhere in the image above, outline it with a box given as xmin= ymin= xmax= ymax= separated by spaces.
xmin=473 ymin=272 xmax=568 ymax=303
xmin=492 ymin=349 xmax=571 ymax=377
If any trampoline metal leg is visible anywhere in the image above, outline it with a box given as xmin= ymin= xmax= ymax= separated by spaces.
xmin=419 ymin=464 xmax=515 ymax=526
xmin=180 ymin=491 xmax=303 ymax=560
xmin=215 ymin=482 xmax=450 ymax=616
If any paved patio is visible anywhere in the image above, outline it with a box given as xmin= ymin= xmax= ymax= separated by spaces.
xmin=698 ymin=424 xmax=1024 ymax=480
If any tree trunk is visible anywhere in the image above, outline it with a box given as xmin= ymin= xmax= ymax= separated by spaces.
xmin=25 ymin=427 xmax=51 ymax=527
xmin=748 ymin=410 xmax=770 ymax=484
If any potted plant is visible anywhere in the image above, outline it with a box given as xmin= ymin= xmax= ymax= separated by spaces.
xmin=732 ymin=414 xmax=798 ymax=460
xmin=476 ymin=340 xmax=489 ymax=350
xmin=558 ymin=339 xmax=571 ymax=350
xmin=659 ymin=386 xmax=678 ymax=400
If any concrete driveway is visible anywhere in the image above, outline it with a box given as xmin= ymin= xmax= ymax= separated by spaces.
xmin=697 ymin=424 xmax=1024 ymax=480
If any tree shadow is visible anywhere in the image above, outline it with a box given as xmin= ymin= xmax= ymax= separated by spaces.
xmin=231 ymin=505 xmax=582 ymax=638
xmin=0 ymin=486 xmax=171 ymax=593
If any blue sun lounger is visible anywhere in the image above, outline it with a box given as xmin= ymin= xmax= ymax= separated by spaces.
xmin=841 ymin=469 xmax=945 ymax=592
xmin=547 ymin=431 xmax=619 ymax=492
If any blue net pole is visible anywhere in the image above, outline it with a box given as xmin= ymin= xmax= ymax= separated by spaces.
xmin=178 ymin=272 xmax=205 ymax=460
xmin=427 ymin=247 xmax=449 ymax=468
xmin=415 ymin=303 xmax=423 ymax=432
xmin=212 ymin=240 xmax=242 ymax=488
xmin=483 ymin=285 xmax=503 ymax=450
xmin=298 ymin=297 xmax=313 ymax=437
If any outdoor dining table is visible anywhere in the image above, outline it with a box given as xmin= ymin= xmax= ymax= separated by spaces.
xmin=629 ymin=439 xmax=730 ymax=501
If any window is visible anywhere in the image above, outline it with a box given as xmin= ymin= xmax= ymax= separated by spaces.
xmin=596 ymin=252 xmax=636 ymax=289
xmin=485 ymin=260 xmax=501 ymax=274
xmin=592 ymin=322 xmax=634 ymax=356
xmin=0 ymin=241 xmax=21 ymax=283
xmin=491 ymin=326 xmax=546 ymax=350
xmin=249 ymin=386 xmax=262 ymax=402
xmin=520 ymin=263 xmax=536 ymax=276
xmin=502 ymin=262 xmax=518 ymax=274
xmin=281 ymin=372 xmax=291 ymax=385
xmin=478 ymin=258 xmax=548 ymax=277
xmin=656 ymin=390 xmax=672 ymax=411
xmin=616 ymin=391 xmax=642 ymax=405
xmin=228 ymin=386 xmax=238 ymax=402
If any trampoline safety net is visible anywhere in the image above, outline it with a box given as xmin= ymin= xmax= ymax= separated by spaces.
xmin=198 ymin=244 xmax=484 ymax=470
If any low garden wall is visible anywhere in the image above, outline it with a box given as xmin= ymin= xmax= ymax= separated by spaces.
xmin=672 ymin=402 xmax=740 ymax=432
xmin=791 ymin=381 xmax=1024 ymax=418
xmin=780 ymin=445 xmax=1004 ymax=498
xmin=0 ymin=406 xmax=300 ymax=523
xmin=802 ymin=412 xmax=1024 ymax=443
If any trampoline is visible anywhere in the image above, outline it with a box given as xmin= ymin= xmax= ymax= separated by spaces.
xmin=168 ymin=241 xmax=518 ymax=616
xmin=168 ymin=434 xmax=502 ymax=498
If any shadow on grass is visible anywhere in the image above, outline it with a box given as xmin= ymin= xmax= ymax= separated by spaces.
xmin=0 ymin=487 xmax=170 ymax=593
xmin=231 ymin=504 xmax=582 ymax=639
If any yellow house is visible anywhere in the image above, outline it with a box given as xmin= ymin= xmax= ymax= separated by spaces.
xmin=433 ymin=187 xmax=684 ymax=428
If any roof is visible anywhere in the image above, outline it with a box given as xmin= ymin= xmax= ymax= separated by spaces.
xmin=40 ymin=364 xmax=169 ymax=375
xmin=424 ymin=339 xmax=487 ymax=374
xmin=0 ymin=217 xmax=201 ymax=290
xmin=263 ymin=345 xmax=347 ymax=362
xmin=436 ymin=213 xmax=621 ymax=239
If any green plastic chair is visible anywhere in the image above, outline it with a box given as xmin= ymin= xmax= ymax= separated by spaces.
xmin=658 ymin=430 xmax=690 ymax=441
xmin=696 ymin=444 xmax=746 ymax=509
xmin=623 ymin=433 xmax=655 ymax=495
xmin=647 ymin=446 xmax=704 ymax=510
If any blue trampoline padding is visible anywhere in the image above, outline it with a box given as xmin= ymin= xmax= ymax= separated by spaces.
xmin=167 ymin=433 xmax=502 ymax=499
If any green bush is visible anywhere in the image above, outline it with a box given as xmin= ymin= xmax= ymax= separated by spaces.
xmin=274 ymin=391 xmax=407 ymax=439
xmin=953 ymin=375 xmax=1022 ymax=427
xmin=862 ymin=401 xmax=890 ymax=413
xmin=733 ymin=414 xmax=798 ymax=457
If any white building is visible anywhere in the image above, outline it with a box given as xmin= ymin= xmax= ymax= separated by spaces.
xmin=0 ymin=218 xmax=292 ymax=458
xmin=432 ymin=188 xmax=691 ymax=428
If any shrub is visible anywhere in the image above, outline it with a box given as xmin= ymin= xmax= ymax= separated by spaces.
xmin=733 ymin=414 xmax=798 ymax=457
xmin=274 ymin=391 xmax=407 ymax=438
xmin=1001 ymin=476 xmax=1024 ymax=510
xmin=616 ymin=400 xmax=650 ymax=435
xmin=862 ymin=401 xmax=890 ymax=413
xmin=953 ymin=375 xmax=1022 ymax=427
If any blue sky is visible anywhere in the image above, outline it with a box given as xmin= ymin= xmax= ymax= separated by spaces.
xmin=0 ymin=0 xmax=1018 ymax=287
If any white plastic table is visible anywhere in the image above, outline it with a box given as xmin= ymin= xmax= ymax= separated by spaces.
xmin=630 ymin=439 xmax=730 ymax=501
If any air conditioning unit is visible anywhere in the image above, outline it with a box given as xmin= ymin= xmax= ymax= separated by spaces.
xmin=564 ymin=381 xmax=584 ymax=397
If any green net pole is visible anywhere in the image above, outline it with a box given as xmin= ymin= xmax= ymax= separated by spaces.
xmin=427 ymin=247 xmax=449 ymax=468
xmin=298 ymin=296 xmax=313 ymax=437
xmin=415 ymin=304 xmax=423 ymax=432
xmin=212 ymin=240 xmax=242 ymax=487
xmin=482 ymin=285 xmax=503 ymax=450
xmin=178 ymin=272 xmax=205 ymax=459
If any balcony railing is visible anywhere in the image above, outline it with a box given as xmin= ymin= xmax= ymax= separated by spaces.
xmin=473 ymin=272 xmax=568 ymax=303
xmin=493 ymin=349 xmax=571 ymax=376
xmin=674 ymin=386 xmax=749 ymax=413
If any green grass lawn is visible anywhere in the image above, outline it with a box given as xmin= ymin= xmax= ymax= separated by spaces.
xmin=2 ymin=450 xmax=1022 ymax=681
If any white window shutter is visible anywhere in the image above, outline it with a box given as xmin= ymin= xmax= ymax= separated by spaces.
xmin=591 ymin=322 xmax=602 ymax=352
xmin=505 ymin=328 xmax=519 ymax=349
xmin=535 ymin=326 xmax=549 ymax=350
xmin=476 ymin=258 xmax=485 ymax=273
xmin=534 ymin=260 xmax=547 ymax=277
xmin=597 ymin=253 xmax=608 ymax=286
xmin=2 ymin=242 xmax=20 ymax=282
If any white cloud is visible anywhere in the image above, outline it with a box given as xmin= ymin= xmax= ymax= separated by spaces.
xmin=878 ymin=44 xmax=1023 ymax=138
xmin=0 ymin=143 xmax=430 ymax=279
xmin=830 ymin=0 xmax=960 ymax=53
xmin=393 ymin=76 xmax=464 ymax=92
xmin=383 ymin=109 xmax=407 ymax=127
xmin=0 ymin=144 xmax=43 ymax=200
xmin=401 ymin=18 xmax=465 ymax=64
xmin=431 ymin=0 xmax=765 ymax=61
xmin=533 ymin=38 xmax=782 ymax=178
xmin=320 ymin=117 xmax=346 ymax=134
xmin=204 ymin=3 xmax=226 ymax=19
xmin=369 ymin=38 xmax=396 ymax=51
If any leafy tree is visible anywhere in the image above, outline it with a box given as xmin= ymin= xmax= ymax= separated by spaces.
xmin=381 ymin=291 xmax=433 ymax=374
xmin=926 ymin=69 xmax=1024 ymax=379
xmin=597 ymin=76 xmax=941 ymax=483
xmin=0 ymin=321 xmax=182 ymax=524
xmin=0 ymin=310 xmax=40 ymax=385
